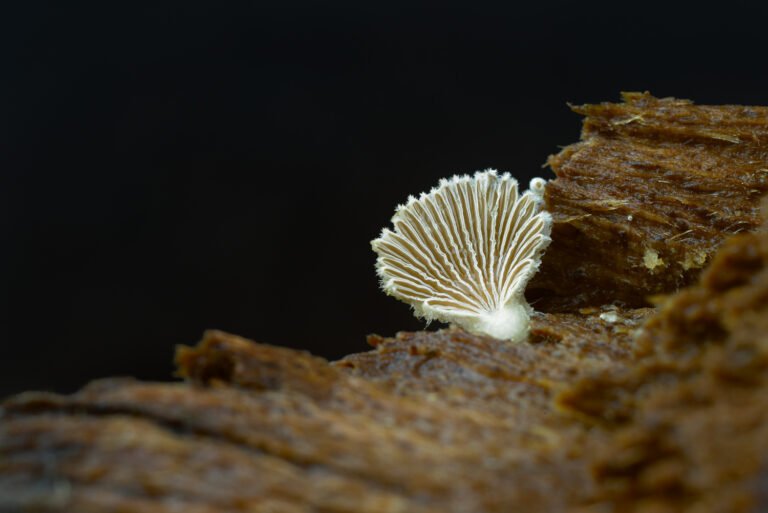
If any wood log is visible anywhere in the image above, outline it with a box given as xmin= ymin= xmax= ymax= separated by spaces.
xmin=0 ymin=309 xmax=647 ymax=513
xmin=529 ymin=92 xmax=768 ymax=311
xmin=2 ymin=94 xmax=768 ymax=513
xmin=559 ymin=207 xmax=768 ymax=511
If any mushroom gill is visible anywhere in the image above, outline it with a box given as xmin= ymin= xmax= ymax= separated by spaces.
xmin=371 ymin=169 xmax=552 ymax=342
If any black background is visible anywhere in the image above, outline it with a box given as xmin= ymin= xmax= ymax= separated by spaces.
xmin=3 ymin=2 xmax=768 ymax=398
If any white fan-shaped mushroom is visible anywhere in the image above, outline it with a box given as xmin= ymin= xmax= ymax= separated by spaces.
xmin=371 ymin=169 xmax=552 ymax=342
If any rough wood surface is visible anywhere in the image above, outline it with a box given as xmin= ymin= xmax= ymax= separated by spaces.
xmin=2 ymin=94 xmax=768 ymax=513
xmin=529 ymin=92 xmax=768 ymax=311
xmin=560 ymin=212 xmax=768 ymax=512
xmin=0 ymin=308 xmax=648 ymax=513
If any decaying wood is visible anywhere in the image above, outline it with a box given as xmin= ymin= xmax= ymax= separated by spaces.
xmin=560 ymin=213 xmax=768 ymax=512
xmin=529 ymin=92 xmax=768 ymax=311
xmin=2 ymin=94 xmax=768 ymax=513
xmin=0 ymin=309 xmax=647 ymax=513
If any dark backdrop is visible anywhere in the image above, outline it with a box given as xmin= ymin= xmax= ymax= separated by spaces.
xmin=3 ymin=2 xmax=768 ymax=397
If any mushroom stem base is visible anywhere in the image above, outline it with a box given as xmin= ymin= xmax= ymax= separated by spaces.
xmin=468 ymin=303 xmax=530 ymax=342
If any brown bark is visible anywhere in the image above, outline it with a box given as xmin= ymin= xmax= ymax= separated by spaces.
xmin=0 ymin=309 xmax=646 ymax=513
xmin=2 ymin=94 xmax=768 ymax=513
xmin=529 ymin=92 xmax=768 ymax=311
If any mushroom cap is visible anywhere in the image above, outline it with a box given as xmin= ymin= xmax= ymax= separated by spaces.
xmin=371 ymin=169 xmax=552 ymax=342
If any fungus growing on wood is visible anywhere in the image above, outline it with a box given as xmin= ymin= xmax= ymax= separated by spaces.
xmin=371 ymin=169 xmax=552 ymax=342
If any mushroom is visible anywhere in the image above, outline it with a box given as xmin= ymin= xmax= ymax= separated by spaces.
xmin=371 ymin=169 xmax=552 ymax=342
